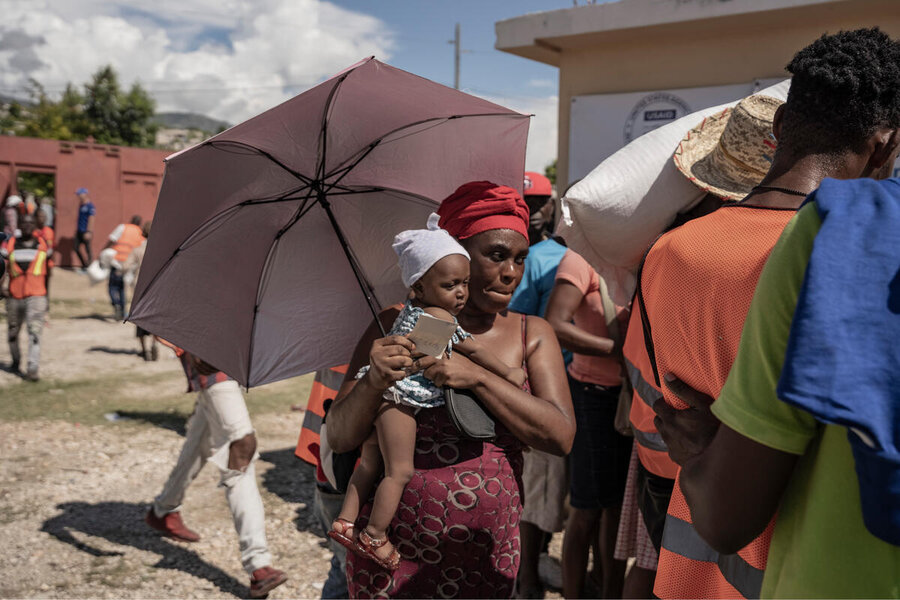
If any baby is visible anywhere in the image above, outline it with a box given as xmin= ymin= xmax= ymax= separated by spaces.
xmin=328 ymin=213 xmax=524 ymax=570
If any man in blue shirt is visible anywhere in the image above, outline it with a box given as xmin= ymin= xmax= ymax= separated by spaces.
xmin=74 ymin=188 xmax=95 ymax=269
xmin=510 ymin=236 xmax=568 ymax=319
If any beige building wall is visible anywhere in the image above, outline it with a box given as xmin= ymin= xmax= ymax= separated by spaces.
xmin=497 ymin=0 xmax=900 ymax=192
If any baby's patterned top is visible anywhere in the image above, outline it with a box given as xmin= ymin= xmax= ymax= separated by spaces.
xmin=357 ymin=302 xmax=471 ymax=408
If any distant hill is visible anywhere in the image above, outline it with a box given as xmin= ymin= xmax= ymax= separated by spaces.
xmin=153 ymin=112 xmax=230 ymax=133
xmin=0 ymin=93 xmax=29 ymax=105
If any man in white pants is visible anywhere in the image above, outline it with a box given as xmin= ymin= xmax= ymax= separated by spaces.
xmin=146 ymin=346 xmax=287 ymax=598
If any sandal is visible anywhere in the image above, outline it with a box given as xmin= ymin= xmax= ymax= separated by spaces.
xmin=357 ymin=528 xmax=401 ymax=571
xmin=327 ymin=518 xmax=358 ymax=554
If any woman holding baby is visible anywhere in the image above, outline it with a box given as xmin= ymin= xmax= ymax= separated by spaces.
xmin=327 ymin=181 xmax=575 ymax=599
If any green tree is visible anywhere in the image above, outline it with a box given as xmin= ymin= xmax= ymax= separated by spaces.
xmin=59 ymin=83 xmax=90 ymax=139
xmin=2 ymin=65 xmax=157 ymax=148
xmin=0 ymin=101 xmax=23 ymax=136
xmin=18 ymin=79 xmax=79 ymax=140
xmin=84 ymin=66 xmax=157 ymax=146
xmin=544 ymin=158 xmax=557 ymax=187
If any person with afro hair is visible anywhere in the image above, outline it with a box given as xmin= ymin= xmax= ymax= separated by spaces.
xmin=648 ymin=26 xmax=900 ymax=599
xmin=779 ymin=27 xmax=900 ymax=163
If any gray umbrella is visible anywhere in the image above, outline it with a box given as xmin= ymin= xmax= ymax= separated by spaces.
xmin=129 ymin=58 xmax=530 ymax=387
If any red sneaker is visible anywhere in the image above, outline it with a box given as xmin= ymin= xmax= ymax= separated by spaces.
xmin=145 ymin=508 xmax=201 ymax=542
xmin=249 ymin=566 xmax=287 ymax=598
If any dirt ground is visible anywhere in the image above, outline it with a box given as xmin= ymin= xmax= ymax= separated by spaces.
xmin=0 ymin=269 xmax=564 ymax=599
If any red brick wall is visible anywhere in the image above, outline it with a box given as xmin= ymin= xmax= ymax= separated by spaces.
xmin=0 ymin=136 xmax=170 ymax=266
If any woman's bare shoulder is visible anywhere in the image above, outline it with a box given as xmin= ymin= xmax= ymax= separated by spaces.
xmin=523 ymin=315 xmax=558 ymax=356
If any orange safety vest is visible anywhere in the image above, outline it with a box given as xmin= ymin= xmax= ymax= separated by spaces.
xmin=295 ymin=364 xmax=349 ymax=467
xmin=6 ymin=237 xmax=49 ymax=299
xmin=637 ymin=205 xmax=795 ymax=599
xmin=624 ymin=306 xmax=678 ymax=479
xmin=112 ymin=223 xmax=145 ymax=264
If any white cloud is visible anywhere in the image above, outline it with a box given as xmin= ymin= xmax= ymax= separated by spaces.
xmin=0 ymin=0 xmax=395 ymax=124
xmin=474 ymin=92 xmax=558 ymax=174
xmin=528 ymin=78 xmax=554 ymax=89
xmin=0 ymin=0 xmax=559 ymax=174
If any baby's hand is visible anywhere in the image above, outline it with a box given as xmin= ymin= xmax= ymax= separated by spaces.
xmin=505 ymin=367 xmax=527 ymax=388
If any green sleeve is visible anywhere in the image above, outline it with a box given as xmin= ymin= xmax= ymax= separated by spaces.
xmin=712 ymin=203 xmax=821 ymax=456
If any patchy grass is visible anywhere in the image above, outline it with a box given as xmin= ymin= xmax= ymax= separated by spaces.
xmin=48 ymin=298 xmax=107 ymax=319
xmin=0 ymin=298 xmax=107 ymax=322
xmin=0 ymin=371 xmax=314 ymax=426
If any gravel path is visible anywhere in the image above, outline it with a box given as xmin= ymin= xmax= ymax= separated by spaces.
xmin=0 ymin=414 xmax=332 ymax=599
xmin=0 ymin=270 xmax=333 ymax=598
xmin=0 ymin=269 xmax=565 ymax=599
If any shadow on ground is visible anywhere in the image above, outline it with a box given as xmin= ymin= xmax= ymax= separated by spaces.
xmin=88 ymin=346 xmax=142 ymax=356
xmin=71 ymin=314 xmax=115 ymax=322
xmin=258 ymin=448 xmax=322 ymax=535
xmin=41 ymin=501 xmax=248 ymax=598
xmin=0 ymin=363 xmax=24 ymax=379
xmin=115 ymin=410 xmax=188 ymax=436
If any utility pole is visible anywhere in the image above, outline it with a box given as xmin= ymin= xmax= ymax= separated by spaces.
xmin=449 ymin=23 xmax=460 ymax=89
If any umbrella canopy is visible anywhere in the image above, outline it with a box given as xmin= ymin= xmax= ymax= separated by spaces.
xmin=129 ymin=57 xmax=530 ymax=387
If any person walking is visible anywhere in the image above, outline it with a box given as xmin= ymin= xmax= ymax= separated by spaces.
xmin=122 ymin=221 xmax=157 ymax=360
xmin=104 ymin=215 xmax=143 ymax=321
xmin=74 ymin=188 xmax=95 ymax=270
xmin=145 ymin=344 xmax=288 ymax=598
xmin=1 ymin=214 xmax=50 ymax=381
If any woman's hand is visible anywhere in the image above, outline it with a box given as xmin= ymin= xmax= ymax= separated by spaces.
xmin=365 ymin=335 xmax=436 ymax=390
xmin=653 ymin=373 xmax=720 ymax=466
xmin=423 ymin=352 xmax=486 ymax=390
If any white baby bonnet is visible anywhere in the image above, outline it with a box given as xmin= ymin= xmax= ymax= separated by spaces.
xmin=392 ymin=213 xmax=470 ymax=287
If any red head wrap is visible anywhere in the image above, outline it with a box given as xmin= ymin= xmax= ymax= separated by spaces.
xmin=436 ymin=181 xmax=529 ymax=242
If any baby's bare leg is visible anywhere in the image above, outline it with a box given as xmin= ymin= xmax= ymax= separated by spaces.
xmin=366 ymin=403 xmax=418 ymax=538
xmin=337 ymin=428 xmax=381 ymax=525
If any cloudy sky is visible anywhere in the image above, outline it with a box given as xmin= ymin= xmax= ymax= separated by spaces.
xmin=0 ymin=0 xmax=583 ymax=172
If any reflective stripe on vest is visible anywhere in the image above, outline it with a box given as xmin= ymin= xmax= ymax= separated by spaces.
xmin=658 ymin=516 xmax=765 ymax=599
xmin=295 ymin=364 xmax=348 ymax=467
xmin=625 ymin=361 xmax=667 ymax=451
xmin=626 ymin=354 xmax=678 ymax=478
xmin=32 ymin=251 xmax=46 ymax=275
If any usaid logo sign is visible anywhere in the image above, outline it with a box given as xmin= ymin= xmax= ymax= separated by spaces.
xmin=624 ymin=92 xmax=692 ymax=143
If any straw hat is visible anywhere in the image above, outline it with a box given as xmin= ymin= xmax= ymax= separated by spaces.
xmin=673 ymin=95 xmax=783 ymax=201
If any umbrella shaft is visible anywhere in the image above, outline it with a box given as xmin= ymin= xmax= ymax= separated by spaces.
xmin=317 ymin=192 xmax=387 ymax=337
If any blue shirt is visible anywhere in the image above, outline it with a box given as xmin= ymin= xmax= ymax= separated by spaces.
xmin=510 ymin=238 xmax=567 ymax=316
xmin=509 ymin=237 xmax=571 ymax=364
xmin=77 ymin=201 xmax=95 ymax=232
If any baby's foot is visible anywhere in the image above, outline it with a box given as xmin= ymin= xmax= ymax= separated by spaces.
xmin=327 ymin=517 xmax=358 ymax=553
xmin=358 ymin=528 xmax=401 ymax=570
